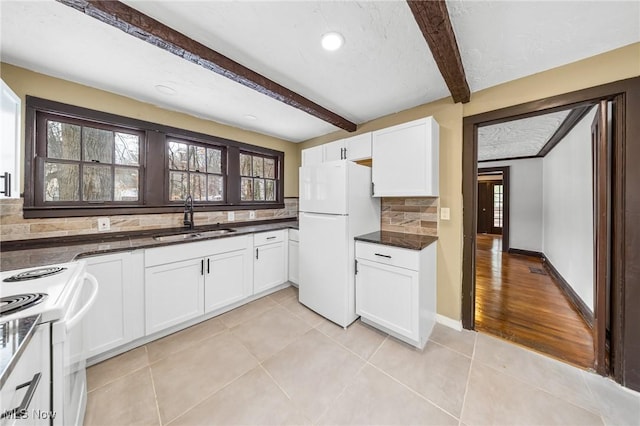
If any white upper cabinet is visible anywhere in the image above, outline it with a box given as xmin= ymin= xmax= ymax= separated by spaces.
xmin=343 ymin=132 xmax=372 ymax=161
xmin=301 ymin=132 xmax=372 ymax=165
xmin=301 ymin=144 xmax=324 ymax=166
xmin=371 ymin=117 xmax=439 ymax=197
xmin=1 ymin=79 xmax=21 ymax=198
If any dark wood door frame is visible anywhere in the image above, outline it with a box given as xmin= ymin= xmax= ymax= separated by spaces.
xmin=462 ymin=77 xmax=640 ymax=391
xmin=478 ymin=167 xmax=510 ymax=251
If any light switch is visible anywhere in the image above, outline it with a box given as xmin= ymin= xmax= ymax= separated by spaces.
xmin=440 ymin=207 xmax=450 ymax=221
xmin=227 ymin=211 xmax=235 ymax=221
xmin=249 ymin=211 xmax=256 ymax=219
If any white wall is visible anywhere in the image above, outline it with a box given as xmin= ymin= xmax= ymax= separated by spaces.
xmin=480 ymin=158 xmax=543 ymax=252
xmin=542 ymin=108 xmax=596 ymax=311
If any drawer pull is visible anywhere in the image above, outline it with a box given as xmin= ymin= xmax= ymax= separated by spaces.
xmin=374 ymin=253 xmax=392 ymax=259
xmin=266 ymin=236 xmax=276 ymax=240
xmin=1 ymin=373 xmax=41 ymax=419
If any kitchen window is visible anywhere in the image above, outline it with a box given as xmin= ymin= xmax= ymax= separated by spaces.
xmin=239 ymin=152 xmax=278 ymax=202
xmin=167 ymin=139 xmax=225 ymax=202
xmin=37 ymin=114 xmax=143 ymax=205
xmin=24 ymin=97 xmax=285 ymax=218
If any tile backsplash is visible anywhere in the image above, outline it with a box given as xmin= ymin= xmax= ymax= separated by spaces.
xmin=0 ymin=198 xmax=298 ymax=242
xmin=380 ymin=197 xmax=438 ymax=236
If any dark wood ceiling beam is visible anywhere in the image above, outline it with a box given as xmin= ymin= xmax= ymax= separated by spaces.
xmin=56 ymin=0 xmax=357 ymax=132
xmin=537 ymin=105 xmax=594 ymax=156
xmin=407 ymin=0 xmax=470 ymax=104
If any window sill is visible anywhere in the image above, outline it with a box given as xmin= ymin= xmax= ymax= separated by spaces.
xmin=22 ymin=203 xmax=286 ymax=219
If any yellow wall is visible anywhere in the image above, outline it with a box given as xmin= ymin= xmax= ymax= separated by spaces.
xmin=300 ymin=42 xmax=640 ymax=321
xmin=0 ymin=63 xmax=300 ymax=197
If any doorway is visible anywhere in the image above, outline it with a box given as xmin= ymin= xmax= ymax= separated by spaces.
xmin=477 ymin=167 xmax=510 ymax=251
xmin=462 ymin=78 xmax=640 ymax=390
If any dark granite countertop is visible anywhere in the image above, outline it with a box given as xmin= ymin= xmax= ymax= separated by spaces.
xmin=0 ymin=314 xmax=41 ymax=388
xmin=355 ymin=231 xmax=438 ymax=251
xmin=0 ymin=219 xmax=298 ymax=271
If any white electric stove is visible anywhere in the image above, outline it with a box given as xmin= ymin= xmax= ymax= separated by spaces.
xmin=0 ymin=261 xmax=99 ymax=426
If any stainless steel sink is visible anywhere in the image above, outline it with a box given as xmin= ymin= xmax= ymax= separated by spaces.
xmin=153 ymin=228 xmax=236 ymax=242
xmin=198 ymin=228 xmax=236 ymax=237
xmin=153 ymin=233 xmax=202 ymax=242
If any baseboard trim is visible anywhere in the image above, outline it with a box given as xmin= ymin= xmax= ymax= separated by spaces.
xmin=436 ymin=314 xmax=463 ymax=331
xmin=507 ymin=248 xmax=543 ymax=258
xmin=543 ymin=257 xmax=594 ymax=329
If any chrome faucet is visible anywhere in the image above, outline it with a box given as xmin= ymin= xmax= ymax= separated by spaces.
xmin=183 ymin=194 xmax=194 ymax=229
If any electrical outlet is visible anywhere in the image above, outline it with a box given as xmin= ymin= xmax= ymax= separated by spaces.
xmin=97 ymin=217 xmax=111 ymax=231
xmin=249 ymin=210 xmax=256 ymax=219
xmin=227 ymin=211 xmax=235 ymax=221
xmin=440 ymin=207 xmax=450 ymax=221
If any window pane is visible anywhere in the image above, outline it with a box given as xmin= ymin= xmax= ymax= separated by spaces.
xmin=83 ymin=127 xmax=113 ymax=163
xmin=115 ymin=133 xmax=139 ymax=165
xmin=253 ymin=156 xmax=264 ymax=178
xmin=114 ymin=168 xmax=138 ymax=201
xmin=240 ymin=153 xmax=252 ymax=176
xmin=241 ymin=177 xmax=253 ymax=201
xmin=168 ymin=142 xmax=188 ymax=170
xmin=207 ymin=148 xmax=222 ymax=174
xmin=189 ymin=146 xmax=206 ymax=172
xmin=264 ymin=158 xmax=275 ymax=179
xmin=253 ymin=178 xmax=265 ymax=201
xmin=190 ymin=173 xmax=206 ymax=201
xmin=47 ymin=121 xmax=80 ymax=160
xmin=169 ymin=171 xmax=188 ymax=201
xmin=83 ymin=164 xmax=113 ymax=201
xmin=207 ymin=175 xmax=224 ymax=201
xmin=265 ymin=180 xmax=275 ymax=201
xmin=44 ymin=162 xmax=79 ymax=201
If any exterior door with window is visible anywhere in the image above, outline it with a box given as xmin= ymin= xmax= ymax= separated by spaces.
xmin=477 ymin=181 xmax=503 ymax=234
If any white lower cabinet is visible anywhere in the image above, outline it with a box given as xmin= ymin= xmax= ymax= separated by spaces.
xmin=288 ymin=229 xmax=299 ymax=285
xmin=145 ymin=257 xmax=205 ymax=335
xmin=84 ymin=251 xmax=144 ymax=358
xmin=205 ymin=246 xmax=253 ymax=313
xmin=254 ymin=230 xmax=287 ymax=294
xmin=145 ymin=235 xmax=253 ymax=335
xmin=355 ymin=241 xmax=436 ymax=348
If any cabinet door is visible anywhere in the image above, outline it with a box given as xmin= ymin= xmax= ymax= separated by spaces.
xmin=1 ymin=79 xmax=20 ymax=199
xmin=323 ymin=140 xmax=346 ymax=162
xmin=205 ymin=247 xmax=253 ymax=313
xmin=372 ymin=117 xmax=438 ymax=196
xmin=288 ymin=239 xmax=299 ymax=284
xmin=254 ymin=242 xmax=287 ymax=294
xmin=345 ymin=133 xmax=372 ymax=161
xmin=355 ymin=258 xmax=419 ymax=341
xmin=301 ymin=145 xmax=324 ymax=166
xmin=84 ymin=251 xmax=144 ymax=358
xmin=145 ymin=258 xmax=204 ymax=335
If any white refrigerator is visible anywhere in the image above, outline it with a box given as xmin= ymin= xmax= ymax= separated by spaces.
xmin=298 ymin=160 xmax=380 ymax=327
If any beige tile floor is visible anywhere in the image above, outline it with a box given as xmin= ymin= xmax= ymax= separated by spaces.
xmin=84 ymin=286 xmax=640 ymax=426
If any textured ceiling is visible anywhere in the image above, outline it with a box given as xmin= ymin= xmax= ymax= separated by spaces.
xmin=478 ymin=110 xmax=572 ymax=161
xmin=1 ymin=1 xmax=638 ymax=143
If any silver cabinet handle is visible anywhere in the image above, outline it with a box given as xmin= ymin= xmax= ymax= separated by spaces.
xmin=374 ymin=253 xmax=392 ymax=259
xmin=1 ymin=373 xmax=41 ymax=419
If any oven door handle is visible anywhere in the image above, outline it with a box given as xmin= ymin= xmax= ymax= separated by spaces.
xmin=65 ymin=272 xmax=99 ymax=332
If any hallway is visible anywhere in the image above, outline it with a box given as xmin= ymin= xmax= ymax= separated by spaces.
xmin=475 ymin=234 xmax=595 ymax=369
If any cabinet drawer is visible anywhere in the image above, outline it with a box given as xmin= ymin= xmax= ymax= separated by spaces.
xmin=288 ymin=229 xmax=299 ymax=242
xmin=356 ymin=241 xmax=419 ymax=271
xmin=254 ymin=230 xmax=284 ymax=246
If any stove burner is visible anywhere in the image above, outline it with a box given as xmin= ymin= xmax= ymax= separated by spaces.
xmin=0 ymin=293 xmax=47 ymax=316
xmin=3 ymin=266 xmax=66 ymax=282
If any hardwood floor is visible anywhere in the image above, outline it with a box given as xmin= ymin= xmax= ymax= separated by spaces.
xmin=475 ymin=234 xmax=595 ymax=369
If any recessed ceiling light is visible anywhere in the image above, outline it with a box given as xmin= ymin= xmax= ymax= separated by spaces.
xmin=321 ymin=32 xmax=344 ymax=51
xmin=155 ymin=84 xmax=176 ymax=95
xmin=244 ymin=114 xmax=257 ymax=120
